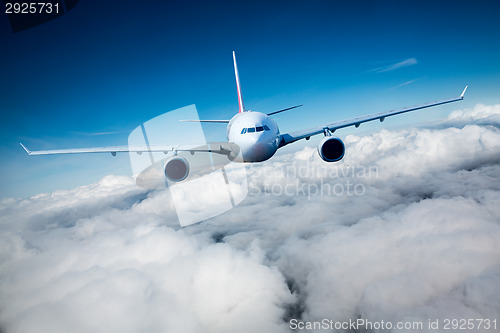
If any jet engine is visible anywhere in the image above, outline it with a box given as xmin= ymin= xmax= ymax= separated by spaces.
xmin=317 ymin=137 xmax=345 ymax=162
xmin=164 ymin=156 xmax=190 ymax=182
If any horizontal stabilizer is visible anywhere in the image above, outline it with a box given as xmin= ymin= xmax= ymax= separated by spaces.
xmin=179 ymin=119 xmax=230 ymax=123
xmin=267 ymin=104 xmax=303 ymax=116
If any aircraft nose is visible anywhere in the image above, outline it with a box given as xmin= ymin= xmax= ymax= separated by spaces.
xmin=242 ymin=136 xmax=258 ymax=152
xmin=238 ymin=132 xmax=259 ymax=147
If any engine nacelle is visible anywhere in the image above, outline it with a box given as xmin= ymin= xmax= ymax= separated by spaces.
xmin=164 ymin=156 xmax=190 ymax=182
xmin=317 ymin=137 xmax=345 ymax=162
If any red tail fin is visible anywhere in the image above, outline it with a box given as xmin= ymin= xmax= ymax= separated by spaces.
xmin=233 ymin=51 xmax=245 ymax=113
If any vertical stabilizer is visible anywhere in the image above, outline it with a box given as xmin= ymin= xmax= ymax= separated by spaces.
xmin=233 ymin=51 xmax=245 ymax=113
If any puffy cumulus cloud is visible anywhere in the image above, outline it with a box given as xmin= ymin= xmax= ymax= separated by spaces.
xmin=1 ymin=103 xmax=500 ymax=333
xmin=0 ymin=181 xmax=293 ymax=333
xmin=274 ymin=196 xmax=499 ymax=325
xmin=426 ymin=103 xmax=500 ymax=133
xmin=447 ymin=103 xmax=500 ymax=125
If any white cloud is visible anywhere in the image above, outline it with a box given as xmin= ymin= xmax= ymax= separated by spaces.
xmin=370 ymin=58 xmax=418 ymax=73
xmin=443 ymin=103 xmax=500 ymax=129
xmin=1 ymin=104 xmax=500 ymax=333
xmin=390 ymin=78 xmax=420 ymax=90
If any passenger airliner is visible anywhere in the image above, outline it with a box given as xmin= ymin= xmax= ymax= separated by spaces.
xmin=21 ymin=52 xmax=467 ymax=182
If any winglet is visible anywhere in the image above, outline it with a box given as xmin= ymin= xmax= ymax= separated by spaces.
xmin=460 ymin=85 xmax=468 ymax=99
xmin=233 ymin=51 xmax=245 ymax=113
xmin=20 ymin=143 xmax=31 ymax=155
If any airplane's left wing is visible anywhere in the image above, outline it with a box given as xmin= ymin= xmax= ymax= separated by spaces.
xmin=279 ymin=86 xmax=468 ymax=147
xmin=20 ymin=143 xmax=236 ymax=156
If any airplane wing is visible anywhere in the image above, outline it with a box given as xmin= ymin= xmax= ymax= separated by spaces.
xmin=278 ymin=86 xmax=468 ymax=147
xmin=20 ymin=142 xmax=237 ymax=156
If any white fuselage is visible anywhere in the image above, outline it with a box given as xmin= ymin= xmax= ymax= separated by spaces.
xmin=226 ymin=111 xmax=280 ymax=162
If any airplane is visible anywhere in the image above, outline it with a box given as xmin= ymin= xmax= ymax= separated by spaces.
xmin=21 ymin=52 xmax=468 ymax=183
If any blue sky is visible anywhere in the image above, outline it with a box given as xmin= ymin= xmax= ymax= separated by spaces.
xmin=1 ymin=0 xmax=499 ymax=198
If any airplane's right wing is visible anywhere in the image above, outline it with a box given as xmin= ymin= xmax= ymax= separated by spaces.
xmin=278 ymin=86 xmax=468 ymax=147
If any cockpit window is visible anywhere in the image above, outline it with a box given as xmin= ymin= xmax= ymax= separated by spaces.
xmin=241 ymin=125 xmax=271 ymax=134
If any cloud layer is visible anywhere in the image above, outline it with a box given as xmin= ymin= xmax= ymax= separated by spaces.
xmin=1 ymin=104 xmax=500 ymax=333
